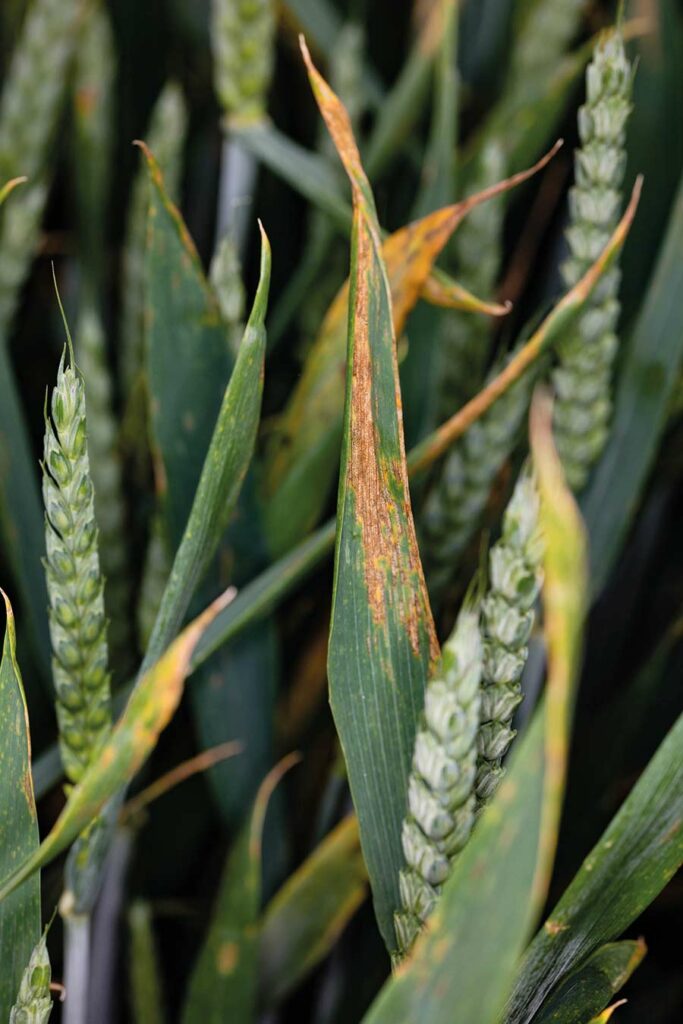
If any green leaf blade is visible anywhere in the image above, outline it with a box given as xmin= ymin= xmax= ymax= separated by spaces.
xmin=532 ymin=940 xmax=646 ymax=1024
xmin=0 ymin=592 xmax=40 ymax=1019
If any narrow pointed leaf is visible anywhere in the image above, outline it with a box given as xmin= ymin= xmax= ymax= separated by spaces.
xmin=301 ymin=40 xmax=439 ymax=951
xmin=0 ymin=590 xmax=234 ymax=904
xmin=259 ymin=815 xmax=367 ymax=1004
xmin=0 ymin=592 xmax=40 ymax=1019
xmin=182 ymin=756 xmax=298 ymax=1024
xmin=532 ymin=940 xmax=646 ymax=1024
xmin=143 ymin=140 xmax=233 ymax=547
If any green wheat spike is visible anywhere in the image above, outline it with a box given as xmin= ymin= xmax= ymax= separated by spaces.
xmin=394 ymin=602 xmax=482 ymax=954
xmin=211 ymin=0 xmax=276 ymax=126
xmin=43 ymin=304 xmax=111 ymax=784
xmin=552 ymin=27 xmax=633 ymax=490
xmin=476 ymin=466 xmax=543 ymax=805
xmin=9 ymin=932 xmax=53 ymax=1024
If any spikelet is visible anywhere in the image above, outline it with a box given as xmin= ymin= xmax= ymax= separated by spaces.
xmin=211 ymin=0 xmax=276 ymax=126
xmin=394 ymin=604 xmax=482 ymax=954
xmin=75 ymin=304 xmax=131 ymax=673
xmin=210 ymin=232 xmax=246 ymax=357
xmin=9 ymin=933 xmax=53 ymax=1024
xmin=0 ymin=0 xmax=83 ymax=339
xmin=507 ymin=0 xmax=587 ymax=110
xmin=437 ymin=140 xmax=507 ymax=419
xmin=120 ymin=82 xmax=188 ymax=395
xmin=43 ymin=337 xmax=111 ymax=784
xmin=552 ymin=28 xmax=633 ymax=490
xmin=421 ymin=356 xmax=534 ymax=599
xmin=476 ymin=467 xmax=543 ymax=804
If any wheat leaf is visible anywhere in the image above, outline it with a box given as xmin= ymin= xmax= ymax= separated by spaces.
xmin=0 ymin=592 xmax=41 ymax=1020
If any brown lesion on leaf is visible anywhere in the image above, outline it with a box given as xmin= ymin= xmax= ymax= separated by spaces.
xmin=216 ymin=941 xmax=239 ymax=975
xmin=347 ymin=221 xmax=438 ymax=668
xmin=544 ymin=918 xmax=569 ymax=936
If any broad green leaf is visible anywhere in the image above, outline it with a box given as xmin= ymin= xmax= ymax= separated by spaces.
xmin=302 ymin=40 xmax=439 ymax=951
xmin=362 ymin=388 xmax=588 ymax=1022
xmin=0 ymin=592 xmax=40 ymax=1020
xmin=259 ymin=815 xmax=366 ymax=1004
xmin=143 ymin=142 xmax=233 ymax=551
xmin=532 ymin=940 xmax=645 ymax=1024
xmin=141 ymin=141 xmax=275 ymax=823
xmin=264 ymin=144 xmax=561 ymax=556
xmin=141 ymin=144 xmax=270 ymax=669
xmin=0 ymin=589 xmax=233 ymax=905
xmin=503 ymin=709 xmax=683 ymax=1024
xmin=582 ymin=170 xmax=683 ymax=593
xmin=182 ymin=756 xmax=298 ymax=1024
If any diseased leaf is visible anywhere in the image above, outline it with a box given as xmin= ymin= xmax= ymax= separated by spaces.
xmin=182 ymin=756 xmax=298 ymax=1024
xmin=532 ymin=940 xmax=645 ymax=1024
xmin=0 ymin=592 xmax=40 ymax=1020
xmin=362 ymin=389 xmax=588 ymax=1022
xmin=301 ymin=39 xmax=439 ymax=951
xmin=264 ymin=142 xmax=561 ymax=556
xmin=0 ymin=589 xmax=234 ymax=904
xmin=259 ymin=815 xmax=367 ymax=1004
xmin=503 ymin=709 xmax=683 ymax=1024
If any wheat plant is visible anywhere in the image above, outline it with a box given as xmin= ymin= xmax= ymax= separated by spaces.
xmin=0 ymin=4 xmax=680 ymax=1024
